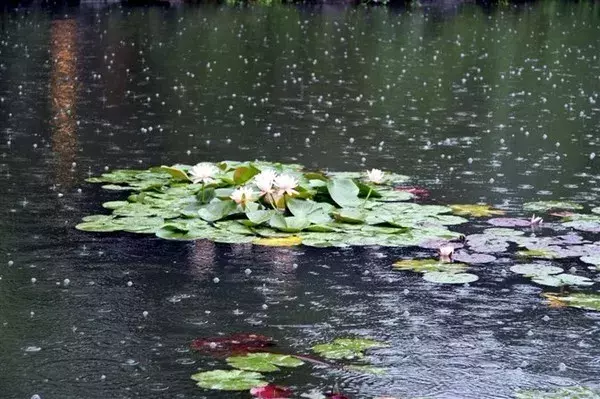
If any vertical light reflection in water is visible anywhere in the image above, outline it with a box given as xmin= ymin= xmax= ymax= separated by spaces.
xmin=50 ymin=18 xmax=78 ymax=188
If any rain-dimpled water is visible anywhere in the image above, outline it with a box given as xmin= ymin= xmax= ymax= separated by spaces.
xmin=1 ymin=0 xmax=600 ymax=398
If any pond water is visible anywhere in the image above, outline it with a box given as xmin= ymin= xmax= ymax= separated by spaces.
xmin=1 ymin=1 xmax=600 ymax=398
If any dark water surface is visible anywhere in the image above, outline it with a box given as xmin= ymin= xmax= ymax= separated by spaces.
xmin=1 ymin=1 xmax=600 ymax=398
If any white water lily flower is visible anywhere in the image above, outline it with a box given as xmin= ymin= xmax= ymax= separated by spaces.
xmin=254 ymin=170 xmax=277 ymax=196
xmin=189 ymin=162 xmax=218 ymax=184
xmin=274 ymin=173 xmax=299 ymax=196
xmin=439 ymin=245 xmax=455 ymax=258
xmin=530 ymin=214 xmax=543 ymax=226
xmin=230 ymin=186 xmax=256 ymax=206
xmin=366 ymin=168 xmax=385 ymax=184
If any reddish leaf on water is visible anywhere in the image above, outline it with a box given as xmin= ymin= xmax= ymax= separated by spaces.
xmin=550 ymin=211 xmax=575 ymax=218
xmin=395 ymin=186 xmax=430 ymax=198
xmin=191 ymin=333 xmax=274 ymax=357
xmin=250 ymin=384 xmax=292 ymax=398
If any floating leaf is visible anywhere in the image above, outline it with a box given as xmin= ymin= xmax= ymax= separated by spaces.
xmin=198 ymin=200 xmax=239 ymax=222
xmin=269 ymin=214 xmax=311 ymax=233
xmin=250 ymin=384 xmax=292 ymax=398
xmin=102 ymin=200 xmax=130 ymax=209
xmin=450 ymin=204 xmax=505 ymax=217
xmin=563 ymin=220 xmax=600 ymax=233
xmin=160 ymin=165 xmax=191 ymax=181
xmin=581 ymin=256 xmax=600 ymax=266
xmin=515 ymin=386 xmax=600 ymax=398
xmin=227 ymin=353 xmax=304 ymax=372
xmin=509 ymin=264 xmax=563 ymax=276
xmin=487 ymin=218 xmax=531 ymax=227
xmin=531 ymin=274 xmax=594 ymax=287
xmin=327 ymin=178 xmax=361 ymax=207
xmin=191 ymin=370 xmax=266 ymax=391
xmin=333 ymin=208 xmax=366 ymax=224
xmin=191 ymin=333 xmax=274 ymax=356
xmin=517 ymin=248 xmax=558 ymax=259
xmin=312 ymin=338 xmax=389 ymax=360
xmin=523 ymin=201 xmax=584 ymax=213
xmin=393 ymin=259 xmax=467 ymax=273
xmin=452 ymin=251 xmax=496 ymax=264
xmin=395 ymin=186 xmax=430 ymax=198
xmin=234 ymin=166 xmax=260 ymax=186
xmin=543 ymin=293 xmax=600 ymax=312
xmin=482 ymin=228 xmax=525 ymax=237
xmin=422 ymin=271 xmax=479 ymax=284
xmin=253 ymin=236 xmax=302 ymax=247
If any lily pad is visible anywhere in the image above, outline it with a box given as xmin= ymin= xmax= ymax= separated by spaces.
xmin=452 ymin=251 xmax=496 ymax=264
xmin=531 ymin=273 xmax=594 ymax=287
xmin=509 ymin=264 xmax=563 ymax=276
xmin=517 ymin=248 xmax=558 ymax=259
xmin=312 ymin=338 xmax=389 ymax=360
xmin=191 ymin=370 xmax=267 ymax=391
xmin=487 ymin=218 xmax=531 ymax=227
xmin=543 ymin=293 xmax=600 ymax=312
xmin=227 ymin=353 xmax=304 ymax=372
xmin=482 ymin=228 xmax=525 ymax=237
xmin=581 ymin=256 xmax=600 ymax=266
xmin=253 ymin=236 xmax=302 ymax=247
xmin=327 ymin=178 xmax=361 ymax=208
xmin=563 ymin=220 xmax=600 ymax=233
xmin=250 ymin=384 xmax=292 ymax=398
xmin=393 ymin=259 xmax=467 ymax=273
xmin=191 ymin=333 xmax=274 ymax=357
xmin=422 ymin=271 xmax=479 ymax=284
xmin=523 ymin=201 xmax=584 ymax=212
xmin=450 ymin=204 xmax=505 ymax=217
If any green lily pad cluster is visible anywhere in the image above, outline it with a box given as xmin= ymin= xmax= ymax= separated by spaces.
xmin=77 ymin=161 xmax=465 ymax=247
xmin=191 ymin=337 xmax=388 ymax=392
xmin=191 ymin=353 xmax=304 ymax=391
xmin=510 ymin=263 xmax=593 ymax=288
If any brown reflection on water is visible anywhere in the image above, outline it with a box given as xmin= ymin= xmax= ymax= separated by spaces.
xmin=50 ymin=19 xmax=78 ymax=187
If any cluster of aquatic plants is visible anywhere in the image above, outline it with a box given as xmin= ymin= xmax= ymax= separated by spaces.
xmin=189 ymin=333 xmax=388 ymax=396
xmin=78 ymin=161 xmax=600 ymax=311
xmin=77 ymin=160 xmax=465 ymax=247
